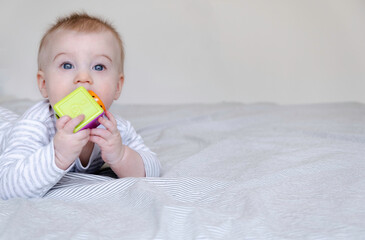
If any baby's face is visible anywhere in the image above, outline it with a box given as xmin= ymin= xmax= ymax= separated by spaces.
xmin=37 ymin=30 xmax=124 ymax=110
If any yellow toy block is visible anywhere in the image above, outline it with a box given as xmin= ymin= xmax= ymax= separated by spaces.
xmin=53 ymin=86 xmax=105 ymax=133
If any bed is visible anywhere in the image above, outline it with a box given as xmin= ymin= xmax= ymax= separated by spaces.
xmin=0 ymin=99 xmax=364 ymax=239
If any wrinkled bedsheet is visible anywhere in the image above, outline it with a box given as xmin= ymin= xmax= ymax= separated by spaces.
xmin=0 ymin=100 xmax=364 ymax=239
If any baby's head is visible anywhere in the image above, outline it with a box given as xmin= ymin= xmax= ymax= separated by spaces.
xmin=37 ymin=12 xmax=125 ymax=110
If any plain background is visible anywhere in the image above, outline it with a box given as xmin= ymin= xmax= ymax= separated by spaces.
xmin=0 ymin=0 xmax=365 ymax=105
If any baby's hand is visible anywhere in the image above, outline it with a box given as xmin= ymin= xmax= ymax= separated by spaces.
xmin=89 ymin=110 xmax=125 ymax=166
xmin=54 ymin=115 xmax=90 ymax=170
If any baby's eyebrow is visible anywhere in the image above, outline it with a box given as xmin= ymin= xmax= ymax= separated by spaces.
xmin=52 ymin=53 xmax=112 ymax=62
xmin=97 ymin=54 xmax=112 ymax=63
xmin=53 ymin=52 xmax=67 ymax=61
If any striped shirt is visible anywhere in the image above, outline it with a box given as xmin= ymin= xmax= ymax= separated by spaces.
xmin=0 ymin=100 xmax=161 ymax=200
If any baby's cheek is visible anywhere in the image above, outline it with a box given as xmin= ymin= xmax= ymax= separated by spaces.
xmin=99 ymin=94 xmax=114 ymax=110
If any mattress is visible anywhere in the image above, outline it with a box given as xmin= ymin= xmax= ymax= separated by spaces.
xmin=0 ymin=99 xmax=364 ymax=239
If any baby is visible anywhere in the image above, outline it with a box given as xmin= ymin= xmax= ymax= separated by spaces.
xmin=0 ymin=13 xmax=161 ymax=200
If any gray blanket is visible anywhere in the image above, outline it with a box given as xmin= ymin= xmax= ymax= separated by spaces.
xmin=0 ymin=100 xmax=364 ymax=239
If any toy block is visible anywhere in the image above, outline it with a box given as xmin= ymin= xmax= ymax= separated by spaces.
xmin=53 ymin=86 xmax=105 ymax=133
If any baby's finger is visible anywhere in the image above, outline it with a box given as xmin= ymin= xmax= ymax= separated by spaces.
xmin=105 ymin=110 xmax=117 ymax=126
xmin=99 ymin=112 xmax=118 ymax=133
xmin=89 ymin=135 xmax=107 ymax=147
xmin=56 ymin=115 xmax=71 ymax=130
xmin=90 ymin=128 xmax=112 ymax=139
xmin=75 ymin=129 xmax=90 ymax=145
xmin=98 ymin=116 xmax=117 ymax=133
xmin=75 ymin=128 xmax=90 ymax=139
xmin=64 ymin=114 xmax=85 ymax=133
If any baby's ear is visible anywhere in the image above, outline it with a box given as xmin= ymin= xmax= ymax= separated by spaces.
xmin=37 ymin=71 xmax=48 ymax=98
xmin=114 ymin=74 xmax=124 ymax=100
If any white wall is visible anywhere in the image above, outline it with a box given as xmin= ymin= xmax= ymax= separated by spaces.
xmin=1 ymin=0 xmax=365 ymax=104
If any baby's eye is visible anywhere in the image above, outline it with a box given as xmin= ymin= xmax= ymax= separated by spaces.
xmin=61 ymin=63 xmax=74 ymax=70
xmin=93 ymin=64 xmax=105 ymax=71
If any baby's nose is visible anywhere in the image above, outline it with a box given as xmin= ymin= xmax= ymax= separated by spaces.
xmin=74 ymin=71 xmax=93 ymax=84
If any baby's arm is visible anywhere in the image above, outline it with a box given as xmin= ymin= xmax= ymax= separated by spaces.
xmin=89 ymin=110 xmax=146 ymax=177
xmin=0 ymin=120 xmax=65 ymax=199
xmin=90 ymin=111 xmax=160 ymax=177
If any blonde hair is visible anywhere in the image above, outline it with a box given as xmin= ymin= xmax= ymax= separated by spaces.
xmin=38 ymin=12 xmax=124 ymax=73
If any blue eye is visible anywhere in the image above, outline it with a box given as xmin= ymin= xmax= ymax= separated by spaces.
xmin=62 ymin=63 xmax=73 ymax=70
xmin=93 ymin=64 xmax=105 ymax=71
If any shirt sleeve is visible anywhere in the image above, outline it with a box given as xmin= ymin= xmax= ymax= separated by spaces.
xmin=0 ymin=114 xmax=66 ymax=200
xmin=117 ymin=118 xmax=161 ymax=177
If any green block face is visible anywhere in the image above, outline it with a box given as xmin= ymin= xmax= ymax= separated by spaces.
xmin=53 ymin=87 xmax=104 ymax=132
